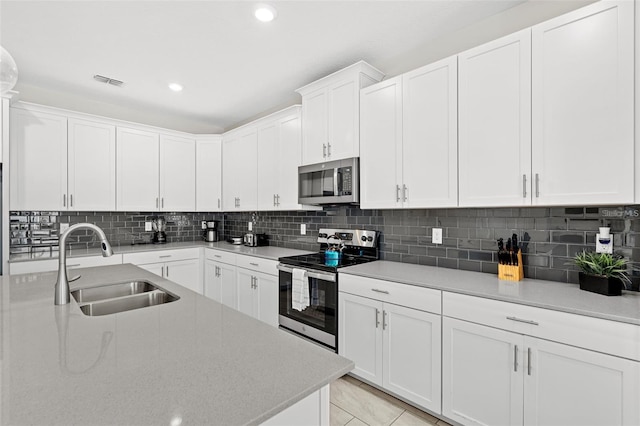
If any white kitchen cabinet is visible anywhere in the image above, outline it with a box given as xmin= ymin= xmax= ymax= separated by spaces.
xmin=222 ymin=126 xmax=257 ymax=211
xmin=458 ymin=29 xmax=532 ymax=207
xmin=9 ymin=253 xmax=123 ymax=275
xmin=256 ymin=119 xmax=280 ymax=210
xmin=531 ymin=0 xmax=634 ymax=205
xmin=296 ymin=61 xmax=384 ymax=165
xmin=204 ymin=249 xmax=238 ymax=309
xmin=339 ymin=274 xmax=442 ymax=413
xmin=159 ymin=134 xmax=196 ymax=211
xmin=235 ymin=255 xmax=279 ymax=327
xmin=123 ymin=248 xmax=202 ymax=294
xmin=68 ymin=118 xmax=116 ymax=211
xmin=116 ymin=127 xmax=160 ymax=211
xmin=10 ymin=108 xmax=68 ymax=210
xmin=442 ymin=291 xmax=640 ymax=426
xmin=196 ymin=135 xmax=222 ymax=212
xmin=360 ymin=56 xmax=457 ymax=209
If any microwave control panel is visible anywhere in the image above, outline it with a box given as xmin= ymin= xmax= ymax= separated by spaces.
xmin=340 ymin=167 xmax=352 ymax=195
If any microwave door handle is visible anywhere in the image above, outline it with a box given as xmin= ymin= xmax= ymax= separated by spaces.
xmin=334 ymin=168 xmax=339 ymax=196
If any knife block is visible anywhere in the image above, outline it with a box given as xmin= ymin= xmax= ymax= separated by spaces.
xmin=498 ymin=251 xmax=524 ymax=281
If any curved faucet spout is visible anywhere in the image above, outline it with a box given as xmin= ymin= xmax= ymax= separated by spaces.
xmin=55 ymin=223 xmax=113 ymax=305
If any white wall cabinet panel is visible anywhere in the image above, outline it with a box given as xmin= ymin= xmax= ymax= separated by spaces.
xmin=257 ymin=121 xmax=279 ymax=210
xmin=360 ymin=76 xmax=403 ymax=209
xmin=277 ymin=112 xmax=305 ymax=210
xmin=531 ymin=0 xmax=634 ymax=205
xmin=458 ymin=30 xmax=532 ymax=207
xmin=196 ymin=136 xmax=222 ymax=211
xmin=327 ymin=79 xmax=358 ymax=161
xmin=160 ymin=134 xmax=196 ymax=211
xmin=300 ymin=89 xmax=327 ymax=165
xmin=10 ymin=109 xmax=67 ymax=210
xmin=116 ymin=127 xmax=160 ymax=211
xmin=68 ymin=118 xmax=116 ymax=211
xmin=222 ymin=127 xmax=257 ymax=211
xmin=402 ymin=57 xmax=458 ymax=208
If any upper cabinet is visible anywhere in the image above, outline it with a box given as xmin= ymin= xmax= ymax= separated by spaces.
xmin=458 ymin=30 xmax=532 ymax=208
xmin=222 ymin=125 xmax=258 ymax=211
xmin=117 ymin=127 xmax=196 ymax=212
xmin=360 ymin=57 xmax=458 ymax=209
xmin=296 ymin=61 xmax=384 ymax=166
xmin=196 ymin=135 xmax=222 ymax=212
xmin=531 ymin=0 xmax=634 ymax=206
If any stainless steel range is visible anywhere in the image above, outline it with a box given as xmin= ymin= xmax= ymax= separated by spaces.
xmin=277 ymin=228 xmax=379 ymax=351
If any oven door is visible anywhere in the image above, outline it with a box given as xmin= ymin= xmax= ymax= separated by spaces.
xmin=277 ymin=264 xmax=337 ymax=349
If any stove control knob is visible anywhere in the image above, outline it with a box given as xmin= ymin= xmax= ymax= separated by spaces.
xmin=367 ymin=236 xmax=374 ymax=242
xmin=319 ymin=233 xmax=327 ymax=238
xmin=361 ymin=236 xmax=367 ymax=242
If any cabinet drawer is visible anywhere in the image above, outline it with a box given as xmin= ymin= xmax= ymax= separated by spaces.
xmin=204 ymin=248 xmax=236 ymax=265
xmin=123 ymin=248 xmax=200 ymax=265
xmin=443 ymin=291 xmax=640 ymax=361
xmin=10 ymin=254 xmax=124 ymax=275
xmin=340 ymin=273 xmax=441 ymax=314
xmin=236 ymin=255 xmax=278 ymax=276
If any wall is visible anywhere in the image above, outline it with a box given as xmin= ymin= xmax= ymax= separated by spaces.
xmin=10 ymin=205 xmax=640 ymax=290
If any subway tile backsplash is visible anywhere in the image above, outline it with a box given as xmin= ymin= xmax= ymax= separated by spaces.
xmin=10 ymin=205 xmax=640 ymax=290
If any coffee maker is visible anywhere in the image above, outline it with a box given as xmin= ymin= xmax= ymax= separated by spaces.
xmin=203 ymin=220 xmax=218 ymax=242
xmin=152 ymin=217 xmax=167 ymax=244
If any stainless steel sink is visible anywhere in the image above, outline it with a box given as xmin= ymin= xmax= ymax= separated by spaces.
xmin=71 ymin=280 xmax=159 ymax=303
xmin=71 ymin=281 xmax=179 ymax=316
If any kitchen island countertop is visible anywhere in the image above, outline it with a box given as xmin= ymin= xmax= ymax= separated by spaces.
xmin=0 ymin=264 xmax=352 ymax=425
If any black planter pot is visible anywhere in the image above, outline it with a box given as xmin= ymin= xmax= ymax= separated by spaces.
xmin=578 ymin=272 xmax=623 ymax=296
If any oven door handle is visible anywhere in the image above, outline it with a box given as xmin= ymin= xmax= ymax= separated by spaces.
xmin=277 ymin=264 xmax=336 ymax=282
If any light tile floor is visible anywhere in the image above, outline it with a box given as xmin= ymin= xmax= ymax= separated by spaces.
xmin=330 ymin=375 xmax=453 ymax=426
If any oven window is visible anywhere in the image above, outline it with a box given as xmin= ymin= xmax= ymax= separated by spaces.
xmin=279 ymin=271 xmax=336 ymax=335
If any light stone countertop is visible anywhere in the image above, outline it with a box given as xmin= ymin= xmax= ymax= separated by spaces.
xmin=341 ymin=261 xmax=640 ymax=326
xmin=0 ymin=264 xmax=353 ymax=425
xmin=9 ymin=241 xmax=315 ymax=263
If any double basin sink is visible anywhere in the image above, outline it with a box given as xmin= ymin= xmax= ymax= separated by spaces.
xmin=71 ymin=280 xmax=179 ymax=316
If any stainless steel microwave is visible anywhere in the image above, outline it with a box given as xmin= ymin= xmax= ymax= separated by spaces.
xmin=298 ymin=157 xmax=359 ymax=205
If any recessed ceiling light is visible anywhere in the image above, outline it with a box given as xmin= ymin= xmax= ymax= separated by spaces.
xmin=255 ymin=4 xmax=277 ymax=22
xmin=168 ymin=83 xmax=183 ymax=92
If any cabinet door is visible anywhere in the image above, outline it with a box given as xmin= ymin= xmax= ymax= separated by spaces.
xmin=276 ymin=112 xmax=303 ymax=210
xmin=203 ymin=259 xmax=221 ymax=302
xmin=402 ymin=57 xmax=458 ymax=208
xmin=328 ymin=79 xmax=358 ymax=160
xmin=165 ymin=258 xmax=201 ymax=294
xmin=257 ymin=121 xmax=279 ymax=210
xmin=236 ymin=268 xmax=255 ymax=318
xmin=68 ymin=118 xmax=116 ymax=211
xmin=116 ymin=127 xmax=159 ymax=211
xmin=524 ymin=336 xmax=640 ymax=426
xmin=301 ymin=88 xmax=327 ymax=165
xmin=531 ymin=0 xmax=634 ymax=205
xmin=138 ymin=262 xmax=165 ymax=278
xmin=383 ymin=303 xmax=442 ymax=414
xmin=222 ymin=129 xmax=257 ymax=211
xmin=255 ymin=271 xmax=278 ymax=327
xmin=10 ymin=109 xmax=67 ymax=210
xmin=222 ymin=133 xmax=239 ymax=210
xmin=219 ymin=262 xmax=238 ymax=310
xmin=196 ymin=137 xmax=222 ymax=211
xmin=160 ymin=135 xmax=196 ymax=211
xmin=458 ymin=30 xmax=532 ymax=207
xmin=360 ymin=76 xmax=403 ymax=209
xmin=442 ymin=317 xmax=524 ymax=426
xmin=338 ymin=292 xmax=383 ymax=385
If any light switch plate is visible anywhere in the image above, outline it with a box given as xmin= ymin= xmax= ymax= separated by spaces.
xmin=248 ymin=222 xmax=253 ymax=231
xmin=201 ymin=221 xmax=207 ymax=230
xmin=432 ymin=228 xmax=443 ymax=244
xmin=300 ymin=224 xmax=306 ymax=235
xmin=145 ymin=222 xmax=152 ymax=232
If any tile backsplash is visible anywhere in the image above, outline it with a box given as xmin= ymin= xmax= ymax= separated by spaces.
xmin=10 ymin=205 xmax=640 ymax=289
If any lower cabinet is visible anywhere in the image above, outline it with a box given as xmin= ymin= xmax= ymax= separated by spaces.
xmin=442 ymin=293 xmax=640 ymax=426
xmin=338 ymin=274 xmax=442 ymax=414
xmin=123 ymin=248 xmax=202 ymax=294
xmin=203 ymin=257 xmax=237 ymax=309
xmin=236 ymin=268 xmax=279 ymax=327
xmin=10 ymin=254 xmax=124 ymax=275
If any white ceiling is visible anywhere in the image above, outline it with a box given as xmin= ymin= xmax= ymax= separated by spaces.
xmin=0 ymin=0 xmax=593 ymax=134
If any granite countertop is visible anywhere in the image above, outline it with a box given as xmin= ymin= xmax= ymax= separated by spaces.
xmin=9 ymin=241 xmax=315 ymax=263
xmin=0 ymin=264 xmax=353 ymax=425
xmin=341 ymin=261 xmax=640 ymax=326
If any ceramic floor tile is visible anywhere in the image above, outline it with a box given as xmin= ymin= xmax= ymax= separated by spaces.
xmin=331 ymin=377 xmax=404 ymax=426
xmin=358 ymin=383 xmax=440 ymax=425
xmin=391 ymin=410 xmax=438 ymax=426
xmin=345 ymin=418 xmax=369 ymax=426
xmin=436 ymin=420 xmax=453 ymax=426
xmin=331 ymin=403 xmax=355 ymax=426
xmin=342 ymin=374 xmax=364 ymax=387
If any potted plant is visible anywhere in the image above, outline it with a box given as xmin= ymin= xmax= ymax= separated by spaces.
xmin=572 ymin=251 xmax=632 ymax=296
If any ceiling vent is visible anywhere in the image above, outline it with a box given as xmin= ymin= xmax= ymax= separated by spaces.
xmin=93 ymin=74 xmax=124 ymax=87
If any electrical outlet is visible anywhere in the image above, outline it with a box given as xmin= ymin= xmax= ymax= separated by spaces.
xmin=145 ymin=222 xmax=152 ymax=232
xmin=432 ymin=228 xmax=443 ymax=244
xmin=201 ymin=221 xmax=207 ymax=230
xmin=300 ymin=224 xmax=306 ymax=235
xmin=60 ymin=223 xmax=70 ymax=233
xmin=248 ymin=222 xmax=253 ymax=231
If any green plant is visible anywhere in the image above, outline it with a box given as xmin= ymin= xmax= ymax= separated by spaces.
xmin=572 ymin=251 xmax=632 ymax=287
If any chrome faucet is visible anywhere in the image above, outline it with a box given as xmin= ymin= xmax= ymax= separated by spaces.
xmin=55 ymin=223 xmax=113 ymax=305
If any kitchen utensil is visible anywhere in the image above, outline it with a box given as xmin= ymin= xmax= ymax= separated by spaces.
xmin=152 ymin=218 xmax=167 ymax=244
xmin=243 ymin=233 xmax=268 ymax=247
xmin=204 ymin=229 xmax=218 ymax=242
xmin=229 ymin=237 xmax=243 ymax=245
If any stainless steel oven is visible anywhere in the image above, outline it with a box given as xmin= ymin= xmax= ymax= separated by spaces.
xmin=277 ymin=264 xmax=337 ymax=349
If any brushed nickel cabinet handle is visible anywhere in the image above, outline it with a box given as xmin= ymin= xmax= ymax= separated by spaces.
xmin=371 ymin=288 xmax=390 ymax=294
xmin=535 ymin=173 xmax=540 ymax=198
xmin=218 ymin=198 xmax=221 ymax=209
xmin=156 ymin=198 xmax=159 ymax=208
xmin=527 ymin=347 xmax=532 ymax=376
xmin=382 ymin=311 xmax=388 ymax=330
xmin=159 ymin=255 xmax=172 ymax=259
xmin=403 ymin=184 xmax=408 ymax=202
xmin=523 ymin=174 xmax=527 ymax=198
xmin=166 ymin=265 xmax=169 ymax=277
xmin=375 ymin=308 xmax=380 ymax=328
xmin=514 ymin=345 xmax=518 ymax=372
xmin=161 ymin=198 xmax=164 ymax=208
xmin=506 ymin=316 xmax=539 ymax=326
xmin=250 ymin=262 xmax=259 ymax=267
xmin=70 ymin=194 xmax=73 ymax=207
xmin=396 ymin=185 xmax=401 ymax=202
xmin=323 ymin=144 xmax=327 ymax=158
xmin=327 ymin=142 xmax=332 ymax=157
xmin=63 ymin=194 xmax=66 ymax=207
